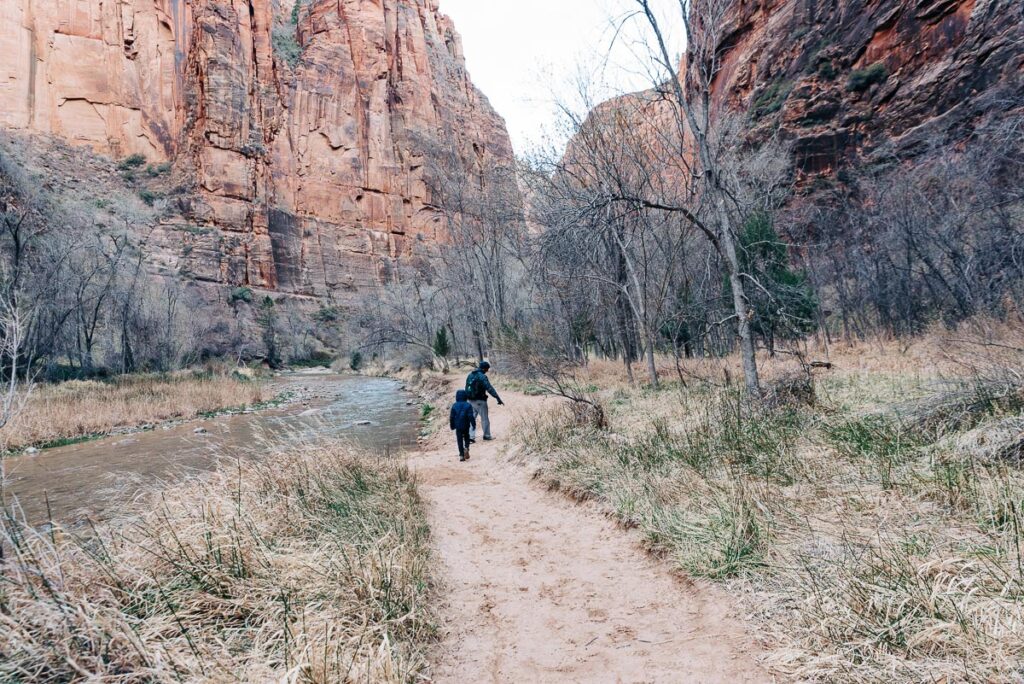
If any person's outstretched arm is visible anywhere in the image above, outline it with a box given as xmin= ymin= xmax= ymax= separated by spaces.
xmin=484 ymin=376 xmax=504 ymax=405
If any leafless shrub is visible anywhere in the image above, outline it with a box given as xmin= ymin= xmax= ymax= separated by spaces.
xmin=763 ymin=371 xmax=817 ymax=410
xmin=897 ymin=368 xmax=1024 ymax=439
xmin=502 ymin=327 xmax=608 ymax=430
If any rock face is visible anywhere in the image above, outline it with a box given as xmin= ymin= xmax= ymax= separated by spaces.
xmin=0 ymin=0 xmax=187 ymax=158
xmin=579 ymin=0 xmax=1022 ymax=188
xmin=698 ymin=0 xmax=1024 ymax=175
xmin=0 ymin=0 xmax=513 ymax=296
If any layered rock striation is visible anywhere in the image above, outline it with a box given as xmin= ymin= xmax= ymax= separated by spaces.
xmin=700 ymin=0 xmax=1024 ymax=175
xmin=0 ymin=0 xmax=513 ymax=296
xmin=583 ymin=0 xmax=1022 ymax=186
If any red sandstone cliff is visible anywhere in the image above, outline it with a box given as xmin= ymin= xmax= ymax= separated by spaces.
xmin=698 ymin=0 xmax=1023 ymax=174
xmin=0 ymin=0 xmax=513 ymax=296
xmin=579 ymin=0 xmax=1022 ymax=187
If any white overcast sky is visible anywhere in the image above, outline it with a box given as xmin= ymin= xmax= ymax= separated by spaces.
xmin=437 ymin=0 xmax=684 ymax=154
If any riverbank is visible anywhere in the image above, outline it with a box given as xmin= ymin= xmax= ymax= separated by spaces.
xmin=2 ymin=374 xmax=420 ymax=526
xmin=1 ymin=372 xmax=280 ymax=453
xmin=1 ymin=440 xmax=436 ymax=682
xmin=513 ymin=330 xmax=1024 ymax=681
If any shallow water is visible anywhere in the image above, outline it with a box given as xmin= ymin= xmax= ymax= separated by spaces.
xmin=2 ymin=374 xmax=419 ymax=525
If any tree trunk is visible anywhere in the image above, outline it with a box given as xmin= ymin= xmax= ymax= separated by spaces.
xmin=645 ymin=334 xmax=659 ymax=388
xmin=472 ymin=327 xmax=485 ymax=364
xmin=672 ymin=337 xmax=687 ymax=387
xmin=715 ymin=216 xmax=761 ymax=396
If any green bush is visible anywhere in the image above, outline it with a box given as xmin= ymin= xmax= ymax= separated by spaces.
xmin=734 ymin=212 xmax=818 ymax=351
xmin=273 ymin=26 xmax=302 ymax=67
xmin=313 ymin=306 xmax=341 ymax=324
xmin=816 ymin=60 xmax=837 ymax=80
xmin=349 ymin=351 xmax=364 ymax=371
xmin=432 ymin=327 xmax=451 ymax=359
xmin=118 ymin=153 xmax=147 ymax=170
xmin=847 ymin=62 xmax=889 ymax=92
xmin=229 ymin=286 xmax=254 ymax=304
xmin=240 ymin=142 xmax=267 ymax=158
xmin=289 ymin=351 xmax=334 ymax=368
xmin=138 ymin=189 xmax=159 ymax=206
xmin=751 ymin=80 xmax=792 ymax=119
xmin=145 ymin=162 xmax=171 ymax=177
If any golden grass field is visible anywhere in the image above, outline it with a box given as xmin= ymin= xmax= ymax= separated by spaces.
xmin=0 ymin=442 xmax=436 ymax=682
xmin=0 ymin=372 xmax=268 ymax=451
xmin=514 ymin=321 xmax=1024 ymax=682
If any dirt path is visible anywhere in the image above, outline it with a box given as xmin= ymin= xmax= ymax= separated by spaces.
xmin=413 ymin=390 xmax=772 ymax=683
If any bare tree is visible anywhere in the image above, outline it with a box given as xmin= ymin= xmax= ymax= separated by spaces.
xmin=525 ymin=92 xmax=693 ymax=386
xmin=358 ymin=280 xmax=453 ymax=371
xmin=619 ymin=0 xmax=790 ymax=395
xmin=423 ymin=135 xmax=527 ymax=359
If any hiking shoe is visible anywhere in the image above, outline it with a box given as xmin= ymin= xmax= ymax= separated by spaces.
xmin=483 ymin=436 xmax=495 ymax=441
xmin=459 ymin=454 xmax=467 ymax=462
xmin=468 ymin=438 xmax=476 ymax=444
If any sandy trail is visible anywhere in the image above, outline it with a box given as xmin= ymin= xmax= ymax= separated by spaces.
xmin=413 ymin=389 xmax=772 ymax=683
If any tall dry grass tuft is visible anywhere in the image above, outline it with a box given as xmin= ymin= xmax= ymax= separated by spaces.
xmin=517 ymin=334 xmax=1024 ymax=681
xmin=0 ymin=442 xmax=435 ymax=682
xmin=1 ymin=372 xmax=267 ymax=451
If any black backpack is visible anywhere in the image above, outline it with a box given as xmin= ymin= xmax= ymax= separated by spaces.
xmin=467 ymin=372 xmax=486 ymax=400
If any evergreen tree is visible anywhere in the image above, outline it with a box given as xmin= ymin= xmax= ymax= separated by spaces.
xmin=433 ymin=326 xmax=451 ymax=359
xmin=257 ymin=296 xmax=282 ymax=368
xmin=734 ymin=213 xmax=818 ymax=354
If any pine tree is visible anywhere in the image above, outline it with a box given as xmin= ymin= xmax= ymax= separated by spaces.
xmin=734 ymin=213 xmax=818 ymax=354
xmin=257 ymin=296 xmax=282 ymax=368
xmin=433 ymin=327 xmax=451 ymax=359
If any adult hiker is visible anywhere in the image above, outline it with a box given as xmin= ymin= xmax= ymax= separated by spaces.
xmin=465 ymin=360 xmax=504 ymax=441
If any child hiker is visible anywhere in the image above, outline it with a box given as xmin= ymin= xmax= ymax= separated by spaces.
xmin=449 ymin=389 xmax=477 ymax=462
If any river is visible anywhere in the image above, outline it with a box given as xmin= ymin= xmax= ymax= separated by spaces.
xmin=1 ymin=374 xmax=420 ymax=526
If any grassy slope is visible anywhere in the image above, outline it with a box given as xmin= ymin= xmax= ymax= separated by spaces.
xmin=0 ymin=442 xmax=436 ymax=682
xmin=516 ymin=333 xmax=1024 ymax=682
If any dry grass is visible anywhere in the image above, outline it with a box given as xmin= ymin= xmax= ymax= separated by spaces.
xmin=516 ymin=325 xmax=1024 ymax=682
xmin=0 ymin=441 xmax=435 ymax=682
xmin=1 ymin=373 xmax=268 ymax=451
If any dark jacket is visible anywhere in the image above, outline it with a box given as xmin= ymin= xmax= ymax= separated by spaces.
xmin=466 ymin=369 xmax=501 ymax=402
xmin=449 ymin=390 xmax=477 ymax=431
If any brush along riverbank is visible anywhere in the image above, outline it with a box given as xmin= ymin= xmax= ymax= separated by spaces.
xmin=0 ymin=441 xmax=437 ymax=682
xmin=0 ymin=371 xmax=277 ymax=453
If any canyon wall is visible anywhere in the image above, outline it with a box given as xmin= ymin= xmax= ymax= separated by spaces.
xmin=583 ymin=0 xmax=1022 ymax=186
xmin=700 ymin=0 xmax=1023 ymax=175
xmin=0 ymin=0 xmax=513 ymax=297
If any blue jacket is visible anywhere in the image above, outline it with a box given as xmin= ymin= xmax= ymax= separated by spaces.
xmin=449 ymin=390 xmax=477 ymax=431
